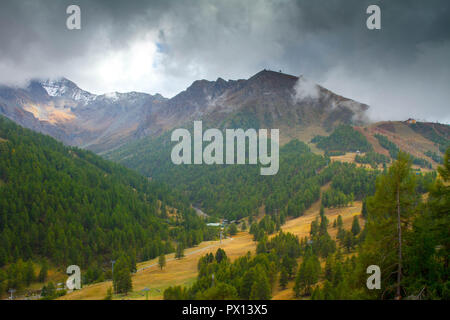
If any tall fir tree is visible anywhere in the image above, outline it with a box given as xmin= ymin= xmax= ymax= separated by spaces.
xmin=362 ymin=152 xmax=419 ymax=299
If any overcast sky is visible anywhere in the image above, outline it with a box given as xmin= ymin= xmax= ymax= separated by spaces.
xmin=0 ymin=0 xmax=449 ymax=123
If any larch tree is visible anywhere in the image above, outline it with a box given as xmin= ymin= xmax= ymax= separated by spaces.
xmin=363 ymin=152 xmax=419 ymax=299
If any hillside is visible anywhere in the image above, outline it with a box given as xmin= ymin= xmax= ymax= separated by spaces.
xmin=0 ymin=116 xmax=214 ymax=296
xmin=59 ymin=185 xmax=363 ymax=300
xmin=309 ymin=121 xmax=449 ymax=170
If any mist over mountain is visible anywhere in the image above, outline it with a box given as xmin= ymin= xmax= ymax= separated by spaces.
xmin=0 ymin=70 xmax=369 ymax=152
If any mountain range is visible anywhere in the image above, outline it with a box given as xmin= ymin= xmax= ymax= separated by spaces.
xmin=0 ymin=70 xmax=370 ymax=153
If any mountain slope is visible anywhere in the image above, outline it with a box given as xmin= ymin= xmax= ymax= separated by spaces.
xmin=0 ymin=116 xmax=210 ymax=270
xmin=137 ymin=70 xmax=369 ymax=138
xmin=357 ymin=121 xmax=450 ymax=167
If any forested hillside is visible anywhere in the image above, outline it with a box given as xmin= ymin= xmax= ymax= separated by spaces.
xmin=374 ymin=134 xmax=432 ymax=168
xmin=0 ymin=116 xmax=213 ymax=293
xmin=108 ymin=135 xmax=329 ymax=220
xmin=107 ymin=125 xmax=390 ymax=223
xmin=164 ymin=150 xmax=449 ymax=300
xmin=312 ymin=125 xmax=373 ymax=153
xmin=409 ymin=122 xmax=450 ymax=154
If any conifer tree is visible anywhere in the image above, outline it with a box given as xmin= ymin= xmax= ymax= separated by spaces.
xmin=362 ymin=152 xmax=418 ymax=299
xmin=279 ymin=268 xmax=289 ymax=289
xmin=113 ymin=256 xmax=132 ymax=295
xmin=250 ymin=268 xmax=271 ymax=300
xmin=351 ymin=216 xmax=361 ymax=236
xmin=158 ymin=253 xmax=166 ymax=270
xmin=215 ymin=248 xmax=227 ymax=263
xmin=38 ymin=261 xmax=48 ymax=283
xmin=175 ymin=243 xmax=185 ymax=259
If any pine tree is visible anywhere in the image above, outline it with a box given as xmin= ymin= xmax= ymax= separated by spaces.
xmin=310 ymin=217 xmax=319 ymax=237
xmin=104 ymin=287 xmax=113 ymax=300
xmin=336 ymin=215 xmax=343 ymax=229
xmin=319 ymin=214 xmax=329 ymax=236
xmin=38 ymin=261 xmax=48 ymax=283
xmin=311 ymin=285 xmax=323 ymax=300
xmin=322 ymin=280 xmax=334 ymax=300
xmin=324 ymin=256 xmax=333 ymax=282
xmin=41 ymin=282 xmax=56 ymax=300
xmin=343 ymin=231 xmax=354 ymax=252
xmin=228 ymin=223 xmax=238 ymax=236
xmin=24 ymin=260 xmax=35 ymax=286
xmin=113 ymin=256 xmax=132 ymax=295
xmin=279 ymin=268 xmax=289 ymax=289
xmin=158 ymin=254 xmax=166 ymax=270
xmin=240 ymin=268 xmax=256 ymax=299
xmin=294 ymin=254 xmax=321 ymax=296
xmin=249 ymin=268 xmax=271 ymax=300
xmin=362 ymin=152 xmax=419 ymax=299
xmin=361 ymin=199 xmax=368 ymax=218
xmin=351 ymin=215 xmax=361 ymax=236
xmin=175 ymin=243 xmax=185 ymax=259
xmin=215 ymin=248 xmax=227 ymax=263
xmin=404 ymin=148 xmax=450 ymax=299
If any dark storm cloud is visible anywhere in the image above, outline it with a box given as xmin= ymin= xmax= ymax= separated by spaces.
xmin=0 ymin=0 xmax=449 ymax=122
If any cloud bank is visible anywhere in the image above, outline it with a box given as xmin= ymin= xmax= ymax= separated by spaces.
xmin=0 ymin=0 xmax=449 ymax=123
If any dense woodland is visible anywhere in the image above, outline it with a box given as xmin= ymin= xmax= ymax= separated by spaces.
xmin=108 ymin=133 xmax=332 ymax=220
xmin=0 ymin=116 xmax=216 ymax=296
xmin=107 ymin=128 xmax=385 ymax=222
xmin=355 ymin=151 xmax=390 ymax=168
xmin=312 ymin=125 xmax=373 ymax=153
xmin=164 ymin=150 xmax=449 ymax=300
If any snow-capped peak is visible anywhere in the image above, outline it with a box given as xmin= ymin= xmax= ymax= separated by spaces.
xmin=40 ymin=78 xmax=96 ymax=104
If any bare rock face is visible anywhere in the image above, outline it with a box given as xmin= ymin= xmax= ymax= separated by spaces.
xmin=137 ymin=70 xmax=369 ymax=137
xmin=0 ymin=70 xmax=369 ymax=152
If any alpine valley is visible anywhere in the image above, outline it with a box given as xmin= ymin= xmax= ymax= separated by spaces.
xmin=0 ymin=70 xmax=448 ymax=300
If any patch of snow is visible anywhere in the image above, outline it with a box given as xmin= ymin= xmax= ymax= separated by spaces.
xmin=40 ymin=79 xmax=96 ymax=105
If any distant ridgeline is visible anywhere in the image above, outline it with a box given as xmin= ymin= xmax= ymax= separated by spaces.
xmin=0 ymin=116 xmax=214 ymax=275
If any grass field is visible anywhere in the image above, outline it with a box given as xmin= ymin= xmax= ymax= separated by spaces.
xmin=60 ymin=233 xmax=257 ymax=300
